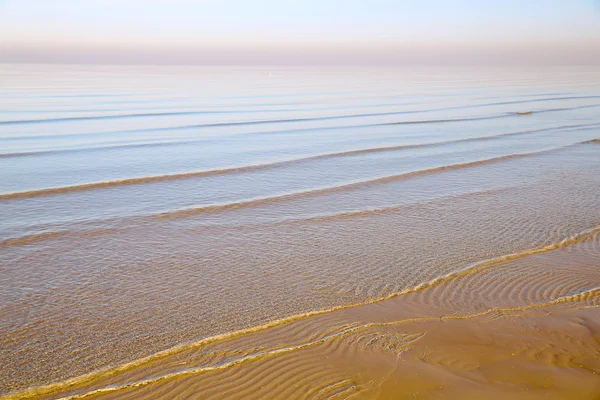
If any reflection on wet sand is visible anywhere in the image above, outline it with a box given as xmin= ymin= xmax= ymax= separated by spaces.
xmin=7 ymin=231 xmax=600 ymax=400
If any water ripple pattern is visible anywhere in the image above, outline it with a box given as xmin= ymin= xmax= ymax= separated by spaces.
xmin=1 ymin=65 xmax=600 ymax=397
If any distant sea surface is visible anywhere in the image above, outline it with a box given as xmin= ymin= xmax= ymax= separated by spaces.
xmin=1 ymin=65 xmax=600 ymax=395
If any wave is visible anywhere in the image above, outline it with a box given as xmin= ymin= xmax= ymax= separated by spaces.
xmin=405 ymin=226 xmax=600 ymax=298
xmin=0 ymin=226 xmax=123 ymax=248
xmin=3 ymin=100 xmax=598 ymax=145
xmin=4 ymin=224 xmax=598 ymax=400
xmin=0 ymin=112 xmax=512 ymax=143
xmin=469 ymin=95 xmax=600 ymax=107
xmin=0 ymin=185 xmax=521 ymax=248
xmin=0 ymin=110 xmax=240 ymax=125
xmin=53 ymin=288 xmax=597 ymax=400
xmin=2 ymin=95 xmax=598 ymax=126
xmin=0 ymin=146 xmax=548 ymax=201
xmin=3 ymin=129 xmax=597 ymax=201
xmin=0 ymin=108 xmax=517 ymax=131
xmin=0 ymin=140 xmax=191 ymax=159
xmin=148 ymin=142 xmax=594 ymax=218
xmin=0 ymin=92 xmax=586 ymax=115
xmin=0 ymin=109 xmax=497 ymax=126
xmin=0 ymin=230 xmax=73 ymax=247
xmin=3 ymin=118 xmax=599 ymax=160
xmin=267 ymin=185 xmax=525 ymax=226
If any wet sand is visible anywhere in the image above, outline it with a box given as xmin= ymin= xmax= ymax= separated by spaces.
xmin=6 ymin=230 xmax=600 ymax=399
xmin=2 ymin=66 xmax=600 ymax=399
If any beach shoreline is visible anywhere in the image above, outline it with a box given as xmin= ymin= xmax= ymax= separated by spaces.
xmin=5 ymin=229 xmax=600 ymax=400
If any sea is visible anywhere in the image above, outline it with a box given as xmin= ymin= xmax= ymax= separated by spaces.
xmin=1 ymin=64 xmax=600 ymax=397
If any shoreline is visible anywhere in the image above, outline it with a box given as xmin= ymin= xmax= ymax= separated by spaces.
xmin=5 ymin=228 xmax=600 ymax=400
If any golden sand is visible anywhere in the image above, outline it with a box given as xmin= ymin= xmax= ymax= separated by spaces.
xmin=5 ymin=231 xmax=600 ymax=399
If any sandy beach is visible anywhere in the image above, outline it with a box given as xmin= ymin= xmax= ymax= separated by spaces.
xmin=2 ymin=66 xmax=600 ymax=399
xmin=5 ymin=228 xmax=600 ymax=400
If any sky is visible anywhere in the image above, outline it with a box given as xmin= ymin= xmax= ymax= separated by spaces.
xmin=1 ymin=0 xmax=599 ymax=65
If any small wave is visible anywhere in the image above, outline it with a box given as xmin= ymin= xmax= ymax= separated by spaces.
xmin=3 ymin=100 xmax=598 ymax=144
xmin=3 ymin=224 xmax=598 ymax=400
xmin=267 ymin=186 xmax=524 ymax=225
xmin=8 ymin=277 xmax=599 ymax=400
xmin=0 ymin=110 xmax=239 ymax=125
xmin=0 ymin=230 xmax=72 ymax=247
xmin=479 ymin=95 xmax=600 ymax=107
xmin=0 ymin=111 xmax=509 ymax=143
xmin=382 ymin=102 xmax=600 ymax=126
xmin=153 ymin=142 xmax=589 ymax=219
xmin=0 ymin=141 xmax=189 ymax=159
xmin=0 ymin=226 xmax=123 ymax=248
xmin=3 ymin=120 xmax=599 ymax=160
xmin=0 ymin=185 xmax=523 ymax=248
xmin=0 ymin=163 xmax=288 ymax=200
xmin=0 ymin=109 xmax=511 ymax=129
xmin=0 ymin=110 xmax=473 ymax=126
xmin=532 ymin=104 xmax=600 ymax=114
xmin=2 ymin=95 xmax=598 ymax=126
xmin=4 ymin=129 xmax=596 ymax=200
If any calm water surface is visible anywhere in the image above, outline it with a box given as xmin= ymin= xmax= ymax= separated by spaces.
xmin=1 ymin=65 xmax=600 ymax=395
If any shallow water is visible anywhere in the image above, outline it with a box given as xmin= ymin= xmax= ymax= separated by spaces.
xmin=17 ymin=229 xmax=598 ymax=400
xmin=1 ymin=65 xmax=600 ymax=398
